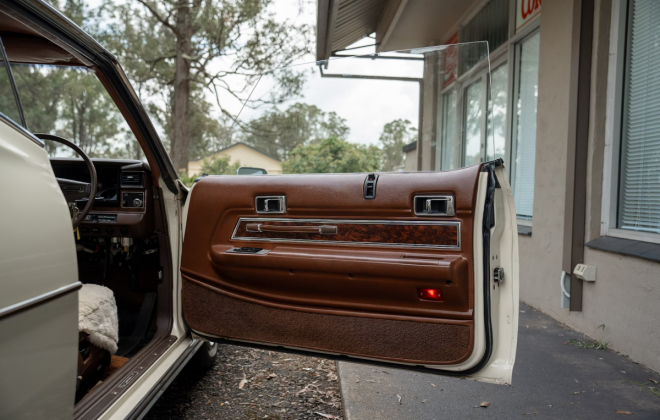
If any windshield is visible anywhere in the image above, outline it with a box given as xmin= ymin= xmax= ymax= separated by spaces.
xmin=192 ymin=41 xmax=494 ymax=181
xmin=8 ymin=64 xmax=143 ymax=160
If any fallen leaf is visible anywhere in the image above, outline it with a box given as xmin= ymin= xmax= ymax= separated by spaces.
xmin=616 ymin=410 xmax=633 ymax=415
xmin=397 ymin=394 xmax=402 ymax=405
xmin=480 ymin=402 xmax=490 ymax=407
xmin=266 ymin=373 xmax=277 ymax=380
xmin=238 ymin=379 xmax=248 ymax=389
xmin=650 ymin=379 xmax=659 ymax=384
xmin=314 ymin=413 xmax=336 ymax=419
xmin=431 ymin=383 xmax=436 ymax=387
xmin=422 ymin=399 xmax=427 ymax=403
xmin=524 ymin=411 xmax=540 ymax=415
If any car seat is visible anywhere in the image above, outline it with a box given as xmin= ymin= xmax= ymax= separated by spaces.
xmin=77 ymin=284 xmax=119 ymax=392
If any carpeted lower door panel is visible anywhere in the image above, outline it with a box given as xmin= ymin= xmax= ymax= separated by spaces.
xmin=183 ymin=278 xmax=473 ymax=365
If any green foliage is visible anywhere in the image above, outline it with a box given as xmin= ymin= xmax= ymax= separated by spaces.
xmin=8 ymin=63 xmax=139 ymax=159
xmin=200 ymin=155 xmax=242 ymax=175
xmin=282 ymin=137 xmax=381 ymax=174
xmin=567 ymin=339 xmax=609 ymax=351
xmin=378 ymin=119 xmax=417 ymax=171
xmin=241 ymin=103 xmax=350 ymax=160
xmin=567 ymin=324 xmax=609 ymax=351
xmin=179 ymin=155 xmax=241 ymax=187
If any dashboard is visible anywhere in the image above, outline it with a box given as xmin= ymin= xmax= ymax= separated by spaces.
xmin=50 ymin=158 xmax=154 ymax=239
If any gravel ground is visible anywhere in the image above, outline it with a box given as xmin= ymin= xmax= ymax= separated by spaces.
xmin=144 ymin=343 xmax=344 ymax=420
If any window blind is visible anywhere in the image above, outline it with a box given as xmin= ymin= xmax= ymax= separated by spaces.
xmin=512 ymin=32 xmax=540 ymax=220
xmin=618 ymin=0 xmax=660 ymax=233
xmin=458 ymin=0 xmax=509 ymax=75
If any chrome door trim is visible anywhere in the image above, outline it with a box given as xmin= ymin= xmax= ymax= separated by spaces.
xmin=231 ymin=217 xmax=461 ymax=250
xmin=414 ymin=195 xmax=456 ymax=217
xmin=255 ymin=196 xmax=287 ymax=214
xmin=0 ymin=281 xmax=82 ymax=320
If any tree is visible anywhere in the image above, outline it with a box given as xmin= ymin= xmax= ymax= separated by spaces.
xmin=7 ymin=63 xmax=136 ymax=159
xmin=378 ymin=119 xmax=417 ymax=172
xmin=282 ymin=137 xmax=381 ymax=174
xmin=240 ymin=103 xmax=350 ymax=160
xmin=99 ymin=0 xmax=312 ymax=172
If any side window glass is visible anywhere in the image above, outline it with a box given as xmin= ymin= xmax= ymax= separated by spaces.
xmin=0 ymin=38 xmax=24 ymax=127
xmin=187 ymin=42 xmax=491 ymax=184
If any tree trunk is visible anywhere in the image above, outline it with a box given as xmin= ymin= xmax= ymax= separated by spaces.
xmin=171 ymin=0 xmax=193 ymax=173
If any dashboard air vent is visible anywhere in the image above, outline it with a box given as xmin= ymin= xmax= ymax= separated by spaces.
xmin=121 ymin=172 xmax=144 ymax=188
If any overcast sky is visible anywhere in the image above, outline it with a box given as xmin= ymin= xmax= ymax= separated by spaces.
xmin=218 ymin=0 xmax=423 ymax=146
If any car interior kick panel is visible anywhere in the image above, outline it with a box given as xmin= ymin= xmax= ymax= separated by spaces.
xmin=181 ymin=166 xmax=483 ymax=365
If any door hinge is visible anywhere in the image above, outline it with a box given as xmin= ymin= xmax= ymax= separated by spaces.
xmin=493 ymin=267 xmax=504 ymax=285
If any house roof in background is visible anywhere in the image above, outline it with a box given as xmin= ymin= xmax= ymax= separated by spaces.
xmin=192 ymin=142 xmax=281 ymax=163
xmin=402 ymin=140 xmax=417 ymax=153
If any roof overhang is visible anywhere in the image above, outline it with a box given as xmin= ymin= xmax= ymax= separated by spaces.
xmin=316 ymin=0 xmax=482 ymax=60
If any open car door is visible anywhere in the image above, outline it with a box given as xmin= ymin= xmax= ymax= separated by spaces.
xmin=179 ymin=43 xmax=519 ymax=384
xmin=180 ymin=162 xmax=519 ymax=384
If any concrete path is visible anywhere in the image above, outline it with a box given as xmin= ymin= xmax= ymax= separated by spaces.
xmin=337 ymin=302 xmax=660 ymax=419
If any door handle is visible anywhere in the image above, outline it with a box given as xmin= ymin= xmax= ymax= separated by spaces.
xmin=246 ymin=223 xmax=338 ymax=235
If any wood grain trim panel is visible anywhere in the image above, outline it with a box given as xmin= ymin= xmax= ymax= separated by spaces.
xmin=231 ymin=218 xmax=460 ymax=249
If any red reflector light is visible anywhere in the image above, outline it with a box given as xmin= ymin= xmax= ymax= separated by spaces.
xmin=418 ymin=288 xmax=443 ymax=301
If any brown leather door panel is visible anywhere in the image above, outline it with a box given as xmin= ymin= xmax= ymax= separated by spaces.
xmin=208 ymin=245 xmax=472 ymax=319
xmin=181 ymin=166 xmax=482 ymax=365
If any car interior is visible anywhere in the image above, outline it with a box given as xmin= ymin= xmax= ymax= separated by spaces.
xmin=0 ymin=10 xmax=175 ymax=405
xmin=53 ymin=157 xmax=165 ymax=399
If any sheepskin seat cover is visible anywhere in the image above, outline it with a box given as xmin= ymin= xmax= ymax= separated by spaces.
xmin=78 ymin=284 xmax=119 ymax=354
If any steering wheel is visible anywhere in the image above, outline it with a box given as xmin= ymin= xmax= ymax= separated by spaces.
xmin=36 ymin=133 xmax=97 ymax=229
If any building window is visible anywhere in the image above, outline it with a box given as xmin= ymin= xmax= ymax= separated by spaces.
xmin=455 ymin=63 xmax=509 ymax=169
xmin=487 ymin=64 xmax=508 ymax=161
xmin=463 ymin=79 xmax=484 ymax=167
xmin=617 ymin=0 xmax=660 ymax=234
xmin=511 ymin=31 xmax=540 ymax=220
xmin=440 ymin=90 xmax=457 ymax=170
xmin=434 ymin=0 xmax=542 ymax=224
